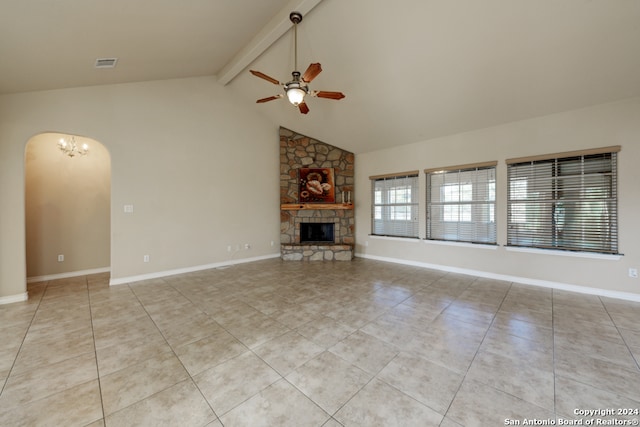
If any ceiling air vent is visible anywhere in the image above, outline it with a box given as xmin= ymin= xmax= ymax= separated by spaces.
xmin=95 ymin=58 xmax=118 ymax=69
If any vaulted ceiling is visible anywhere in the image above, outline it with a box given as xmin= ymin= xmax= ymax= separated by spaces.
xmin=2 ymin=0 xmax=640 ymax=153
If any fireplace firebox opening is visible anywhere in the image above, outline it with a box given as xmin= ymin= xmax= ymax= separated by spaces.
xmin=300 ymin=223 xmax=335 ymax=243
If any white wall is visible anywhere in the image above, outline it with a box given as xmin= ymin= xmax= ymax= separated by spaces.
xmin=0 ymin=76 xmax=280 ymax=300
xmin=355 ymin=98 xmax=640 ymax=298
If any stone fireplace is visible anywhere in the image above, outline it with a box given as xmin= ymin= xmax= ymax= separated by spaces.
xmin=280 ymin=127 xmax=354 ymax=261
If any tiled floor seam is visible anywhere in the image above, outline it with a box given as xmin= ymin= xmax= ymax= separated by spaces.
xmin=440 ymin=280 xmax=514 ymax=422
xmin=315 ymin=296 xmax=443 ymax=422
xmin=334 ymin=273 xmax=461 ymax=422
xmin=86 ymin=275 xmax=107 ymax=424
xmin=99 ymin=281 xmax=217 ymax=423
xmin=365 ymin=352 xmax=457 ymax=422
xmin=282 ymin=367 xmax=369 ymax=420
xmin=0 ymin=281 xmax=45 ymax=396
xmin=136 ymin=278 xmax=292 ymax=424
xmin=187 ymin=375 xmax=223 ymax=422
xmin=599 ymin=295 xmax=640 ymax=372
xmin=552 ymin=293 xmax=640 ymax=411
xmin=551 ymin=287 xmax=558 ymax=419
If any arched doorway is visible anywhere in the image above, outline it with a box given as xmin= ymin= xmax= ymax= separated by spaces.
xmin=25 ymin=132 xmax=111 ymax=281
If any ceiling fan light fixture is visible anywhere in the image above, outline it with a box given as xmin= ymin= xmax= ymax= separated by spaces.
xmin=286 ymin=81 xmax=307 ymax=105
xmin=286 ymin=87 xmax=306 ymax=106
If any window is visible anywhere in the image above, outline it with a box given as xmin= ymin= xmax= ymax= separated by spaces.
xmin=509 ymin=178 xmax=528 ymax=223
xmin=426 ymin=162 xmax=497 ymax=244
xmin=506 ymin=146 xmax=620 ymax=254
xmin=370 ymin=172 xmax=419 ymax=238
xmin=442 ymin=183 xmax=473 ymax=222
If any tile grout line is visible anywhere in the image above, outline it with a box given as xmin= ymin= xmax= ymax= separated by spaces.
xmin=272 ymin=277 xmax=418 ymax=423
xmin=378 ymin=274 xmax=462 ymax=425
xmin=128 ymin=278 xmax=225 ymax=423
xmin=86 ymin=275 xmax=107 ymax=425
xmin=553 ymin=294 xmax=640 ymax=421
xmin=319 ymin=274 xmax=426 ymax=418
xmin=157 ymin=278 xmax=265 ymax=424
xmin=92 ymin=279 xmax=184 ymax=421
xmin=437 ymin=277 xmax=512 ymax=424
xmin=304 ymin=274 xmax=456 ymax=424
xmin=598 ymin=296 xmax=640 ymax=373
xmin=0 ymin=280 xmax=47 ymax=397
xmin=551 ymin=288 xmax=557 ymax=421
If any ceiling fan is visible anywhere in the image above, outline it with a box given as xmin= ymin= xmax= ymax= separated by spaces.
xmin=250 ymin=11 xmax=345 ymax=115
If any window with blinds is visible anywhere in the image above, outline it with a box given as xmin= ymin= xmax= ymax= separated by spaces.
xmin=370 ymin=172 xmax=419 ymax=238
xmin=506 ymin=146 xmax=619 ymax=254
xmin=426 ymin=162 xmax=497 ymax=244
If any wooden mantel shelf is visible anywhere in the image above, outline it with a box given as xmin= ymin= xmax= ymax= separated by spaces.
xmin=281 ymin=203 xmax=354 ymax=211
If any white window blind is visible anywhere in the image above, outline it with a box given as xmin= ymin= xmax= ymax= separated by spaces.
xmin=506 ymin=147 xmax=619 ymax=254
xmin=370 ymin=172 xmax=419 ymax=238
xmin=426 ymin=162 xmax=497 ymax=244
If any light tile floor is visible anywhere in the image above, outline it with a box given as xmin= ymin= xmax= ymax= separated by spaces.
xmin=1 ymin=258 xmax=639 ymax=426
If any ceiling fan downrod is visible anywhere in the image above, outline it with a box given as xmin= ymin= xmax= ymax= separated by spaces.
xmin=290 ymin=11 xmax=303 ymax=74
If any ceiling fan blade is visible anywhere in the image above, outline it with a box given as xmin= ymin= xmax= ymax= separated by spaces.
xmin=298 ymin=102 xmax=309 ymax=114
xmin=250 ymin=70 xmax=281 ymax=85
xmin=256 ymin=95 xmax=283 ymax=103
xmin=313 ymin=91 xmax=346 ymax=100
xmin=302 ymin=63 xmax=322 ymax=83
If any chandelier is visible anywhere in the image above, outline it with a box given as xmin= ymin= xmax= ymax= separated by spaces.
xmin=58 ymin=136 xmax=89 ymax=157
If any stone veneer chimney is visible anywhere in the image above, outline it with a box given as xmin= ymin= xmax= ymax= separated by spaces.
xmin=279 ymin=127 xmax=355 ymax=261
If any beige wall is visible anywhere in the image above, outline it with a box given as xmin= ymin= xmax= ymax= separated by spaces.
xmin=355 ymin=97 xmax=640 ymax=297
xmin=0 ymin=76 xmax=280 ymax=300
xmin=2 ymin=75 xmax=638 ymax=301
xmin=25 ymin=133 xmax=110 ymax=278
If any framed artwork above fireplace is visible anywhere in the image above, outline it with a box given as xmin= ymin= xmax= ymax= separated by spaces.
xmin=298 ymin=168 xmax=335 ymax=203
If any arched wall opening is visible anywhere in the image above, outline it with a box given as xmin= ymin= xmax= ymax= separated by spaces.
xmin=25 ymin=132 xmax=111 ymax=281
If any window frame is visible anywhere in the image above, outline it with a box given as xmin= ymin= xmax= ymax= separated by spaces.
xmin=370 ymin=171 xmax=420 ymax=239
xmin=425 ymin=161 xmax=498 ymax=244
xmin=506 ymin=146 xmax=620 ymax=255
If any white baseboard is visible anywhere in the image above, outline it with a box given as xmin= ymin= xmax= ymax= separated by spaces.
xmin=27 ymin=267 xmax=111 ymax=284
xmin=109 ymin=253 xmax=281 ymax=286
xmin=0 ymin=292 xmax=29 ymax=305
xmin=355 ymin=252 xmax=640 ymax=303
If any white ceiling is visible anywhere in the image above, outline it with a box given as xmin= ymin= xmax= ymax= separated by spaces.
xmin=2 ymin=0 xmax=640 ymax=154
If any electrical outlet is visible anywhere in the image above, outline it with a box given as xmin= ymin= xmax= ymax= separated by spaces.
xmin=629 ymin=268 xmax=638 ymax=278
xmin=57 ymin=254 xmax=64 ymax=262
xmin=143 ymin=255 xmax=150 ymax=263
xmin=244 ymin=243 xmax=250 ymax=250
